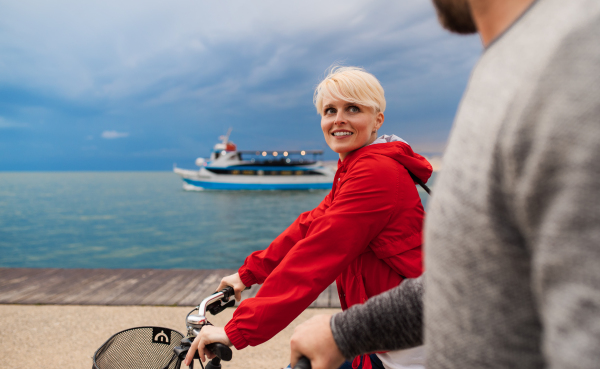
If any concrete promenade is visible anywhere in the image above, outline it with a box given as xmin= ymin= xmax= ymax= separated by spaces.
xmin=0 ymin=268 xmax=342 ymax=369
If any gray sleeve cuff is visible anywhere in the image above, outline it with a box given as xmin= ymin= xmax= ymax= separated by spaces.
xmin=329 ymin=276 xmax=425 ymax=358
xmin=330 ymin=310 xmax=357 ymax=360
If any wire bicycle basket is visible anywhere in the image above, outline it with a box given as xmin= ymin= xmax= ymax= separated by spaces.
xmin=93 ymin=326 xmax=185 ymax=369
xmin=92 ymin=287 xmax=236 ymax=369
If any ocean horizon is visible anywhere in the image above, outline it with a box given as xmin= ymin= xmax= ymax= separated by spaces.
xmin=0 ymin=171 xmax=434 ymax=270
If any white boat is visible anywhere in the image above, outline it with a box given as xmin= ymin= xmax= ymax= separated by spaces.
xmin=173 ymin=130 xmax=335 ymax=190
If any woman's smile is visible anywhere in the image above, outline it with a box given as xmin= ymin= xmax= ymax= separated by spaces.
xmin=331 ymin=129 xmax=354 ymax=138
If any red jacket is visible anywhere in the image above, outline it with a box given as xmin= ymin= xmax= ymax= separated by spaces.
xmin=224 ymin=141 xmax=432 ymax=349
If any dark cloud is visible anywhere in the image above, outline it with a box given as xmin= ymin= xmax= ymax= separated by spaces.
xmin=0 ymin=0 xmax=480 ymax=170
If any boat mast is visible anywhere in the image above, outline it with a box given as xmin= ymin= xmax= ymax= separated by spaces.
xmin=220 ymin=127 xmax=233 ymax=145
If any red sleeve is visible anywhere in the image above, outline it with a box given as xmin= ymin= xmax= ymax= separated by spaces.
xmin=238 ymin=191 xmax=333 ymax=286
xmin=225 ymin=155 xmax=401 ymax=349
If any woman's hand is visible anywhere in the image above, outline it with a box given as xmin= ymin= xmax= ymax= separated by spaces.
xmin=183 ymin=325 xmax=232 ymax=366
xmin=216 ymin=272 xmax=247 ymax=301
xmin=290 ymin=315 xmax=345 ymax=369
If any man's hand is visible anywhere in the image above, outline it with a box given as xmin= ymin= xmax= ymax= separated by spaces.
xmin=290 ymin=315 xmax=346 ymax=369
xmin=216 ymin=272 xmax=247 ymax=301
xmin=183 ymin=325 xmax=232 ymax=366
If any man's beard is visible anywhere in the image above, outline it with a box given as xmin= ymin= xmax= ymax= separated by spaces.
xmin=431 ymin=0 xmax=478 ymax=34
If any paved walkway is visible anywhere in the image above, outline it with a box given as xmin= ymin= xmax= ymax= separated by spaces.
xmin=1 ymin=304 xmax=341 ymax=369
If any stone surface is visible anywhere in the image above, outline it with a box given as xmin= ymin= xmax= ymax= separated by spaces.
xmin=0 ymin=304 xmax=341 ymax=369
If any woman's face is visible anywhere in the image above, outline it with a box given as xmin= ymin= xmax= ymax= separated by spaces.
xmin=320 ymin=96 xmax=384 ymax=161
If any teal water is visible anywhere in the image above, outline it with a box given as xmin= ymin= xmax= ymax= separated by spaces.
xmin=0 ymin=172 xmax=433 ymax=269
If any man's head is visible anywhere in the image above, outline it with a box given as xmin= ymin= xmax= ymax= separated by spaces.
xmin=431 ymin=0 xmax=478 ymax=34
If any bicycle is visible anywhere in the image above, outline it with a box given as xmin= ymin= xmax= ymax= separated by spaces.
xmin=92 ymin=285 xmax=311 ymax=369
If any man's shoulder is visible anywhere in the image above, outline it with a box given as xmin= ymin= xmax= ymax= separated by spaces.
xmin=452 ymin=0 xmax=600 ymax=152
xmin=473 ymin=0 xmax=599 ymax=86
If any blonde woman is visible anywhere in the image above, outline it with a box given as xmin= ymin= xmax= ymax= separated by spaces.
xmin=186 ymin=67 xmax=432 ymax=369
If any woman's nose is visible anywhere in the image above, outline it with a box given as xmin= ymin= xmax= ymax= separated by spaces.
xmin=334 ymin=112 xmax=346 ymax=125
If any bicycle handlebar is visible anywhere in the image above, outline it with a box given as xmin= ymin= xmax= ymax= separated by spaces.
xmin=205 ymin=342 xmax=233 ymax=362
xmin=198 ymin=286 xmax=235 ymax=317
xmin=180 ymin=286 xmax=239 ymax=366
xmin=175 ymin=338 xmax=233 ymax=363
xmin=293 ymin=356 xmax=311 ymax=369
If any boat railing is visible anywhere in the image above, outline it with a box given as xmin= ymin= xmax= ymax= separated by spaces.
xmin=237 ymin=150 xmax=323 ymax=162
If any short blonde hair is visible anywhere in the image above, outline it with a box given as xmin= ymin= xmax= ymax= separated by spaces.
xmin=313 ymin=66 xmax=386 ymax=115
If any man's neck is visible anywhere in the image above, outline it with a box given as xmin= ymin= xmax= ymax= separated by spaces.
xmin=469 ymin=0 xmax=537 ymax=46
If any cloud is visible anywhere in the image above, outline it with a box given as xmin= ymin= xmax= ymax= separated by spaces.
xmin=0 ymin=116 xmax=27 ymax=129
xmin=0 ymin=0 xmax=482 ymax=170
xmin=0 ymin=0 xmax=478 ymax=107
xmin=101 ymin=130 xmax=129 ymax=139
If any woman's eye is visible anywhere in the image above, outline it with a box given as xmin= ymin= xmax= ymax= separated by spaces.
xmin=348 ymin=106 xmax=360 ymax=113
xmin=325 ymin=108 xmax=336 ymax=115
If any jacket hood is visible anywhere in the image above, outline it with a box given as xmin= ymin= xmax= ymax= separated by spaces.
xmin=341 ymin=134 xmax=433 ymax=184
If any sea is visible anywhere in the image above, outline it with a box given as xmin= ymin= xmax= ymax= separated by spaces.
xmin=0 ymin=172 xmax=434 ymax=270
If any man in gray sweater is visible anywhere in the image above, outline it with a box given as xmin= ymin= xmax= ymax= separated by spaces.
xmin=290 ymin=0 xmax=600 ymax=368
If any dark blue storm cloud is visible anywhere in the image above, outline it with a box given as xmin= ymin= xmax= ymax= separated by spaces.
xmin=0 ymin=0 xmax=481 ymax=170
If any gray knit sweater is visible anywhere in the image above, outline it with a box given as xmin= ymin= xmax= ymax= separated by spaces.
xmin=425 ymin=0 xmax=600 ymax=368
xmin=331 ymin=276 xmax=424 ymax=360
xmin=331 ymin=1 xmax=600 ymax=367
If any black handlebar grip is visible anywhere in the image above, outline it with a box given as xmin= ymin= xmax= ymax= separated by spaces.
xmin=205 ymin=342 xmax=233 ymax=362
xmin=293 ymin=356 xmax=311 ymax=369
xmin=221 ymin=286 xmax=235 ymax=301
xmin=219 ymin=285 xmax=251 ymax=301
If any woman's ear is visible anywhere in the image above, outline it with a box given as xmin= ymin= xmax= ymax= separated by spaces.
xmin=374 ymin=112 xmax=384 ymax=132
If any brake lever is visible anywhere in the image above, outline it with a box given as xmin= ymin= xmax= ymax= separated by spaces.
xmin=207 ymin=299 xmax=235 ymax=315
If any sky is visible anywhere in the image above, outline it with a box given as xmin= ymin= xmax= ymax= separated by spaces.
xmin=0 ymin=0 xmax=481 ymax=171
